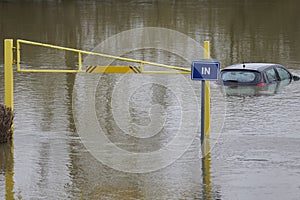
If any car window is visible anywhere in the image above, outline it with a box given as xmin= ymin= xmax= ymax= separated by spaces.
xmin=265 ymin=68 xmax=277 ymax=82
xmin=221 ymin=71 xmax=257 ymax=83
xmin=276 ymin=67 xmax=291 ymax=80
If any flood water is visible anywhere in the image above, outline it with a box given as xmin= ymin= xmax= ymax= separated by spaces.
xmin=0 ymin=0 xmax=300 ymax=199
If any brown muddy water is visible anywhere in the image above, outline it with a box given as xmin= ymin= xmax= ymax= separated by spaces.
xmin=0 ymin=0 xmax=300 ymax=199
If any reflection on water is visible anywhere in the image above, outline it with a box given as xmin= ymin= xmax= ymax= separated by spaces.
xmin=0 ymin=142 xmax=14 ymax=199
xmin=0 ymin=0 xmax=300 ymax=199
xmin=219 ymin=79 xmax=293 ymax=97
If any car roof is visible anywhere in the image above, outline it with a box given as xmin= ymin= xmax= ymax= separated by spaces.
xmin=222 ymin=63 xmax=279 ymax=72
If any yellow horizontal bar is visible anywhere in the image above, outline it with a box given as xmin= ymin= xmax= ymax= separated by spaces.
xmin=17 ymin=68 xmax=191 ymax=75
xmin=143 ymin=62 xmax=190 ymax=72
xmin=18 ymin=69 xmax=84 ymax=73
xmin=142 ymin=71 xmax=190 ymax=74
xmin=86 ymin=66 xmax=141 ymax=74
xmin=17 ymin=39 xmax=191 ymax=72
xmin=85 ymin=66 xmax=191 ymax=74
xmin=18 ymin=39 xmax=83 ymax=54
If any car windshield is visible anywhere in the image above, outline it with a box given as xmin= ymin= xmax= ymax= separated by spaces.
xmin=221 ymin=70 xmax=258 ymax=83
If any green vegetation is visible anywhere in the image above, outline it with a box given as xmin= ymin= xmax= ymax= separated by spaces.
xmin=0 ymin=104 xmax=14 ymax=143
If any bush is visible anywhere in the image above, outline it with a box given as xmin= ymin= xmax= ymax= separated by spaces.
xmin=0 ymin=104 xmax=14 ymax=143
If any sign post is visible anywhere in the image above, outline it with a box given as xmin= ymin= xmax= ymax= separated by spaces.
xmin=191 ymin=42 xmax=219 ymax=146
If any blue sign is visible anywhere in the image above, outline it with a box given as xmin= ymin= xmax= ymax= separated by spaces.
xmin=191 ymin=60 xmax=220 ymax=81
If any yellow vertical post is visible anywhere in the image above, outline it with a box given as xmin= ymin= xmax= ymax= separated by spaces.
xmin=4 ymin=39 xmax=15 ymax=199
xmin=204 ymin=41 xmax=210 ymax=137
xmin=78 ymin=52 xmax=82 ymax=71
xmin=4 ymin=39 xmax=14 ymax=110
xmin=17 ymin=40 xmax=21 ymax=72
xmin=201 ymin=41 xmax=212 ymax=200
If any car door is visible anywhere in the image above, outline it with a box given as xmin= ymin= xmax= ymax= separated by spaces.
xmin=275 ymin=66 xmax=292 ymax=87
xmin=275 ymin=66 xmax=292 ymax=81
xmin=265 ymin=67 xmax=279 ymax=84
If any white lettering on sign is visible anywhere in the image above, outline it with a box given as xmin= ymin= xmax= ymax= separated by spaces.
xmin=201 ymin=67 xmax=210 ymax=75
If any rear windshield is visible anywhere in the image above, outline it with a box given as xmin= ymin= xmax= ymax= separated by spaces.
xmin=221 ymin=70 xmax=259 ymax=83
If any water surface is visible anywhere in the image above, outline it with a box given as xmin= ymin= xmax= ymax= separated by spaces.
xmin=0 ymin=0 xmax=300 ymax=199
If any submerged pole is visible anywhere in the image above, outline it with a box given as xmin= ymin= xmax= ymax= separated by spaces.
xmin=201 ymin=41 xmax=211 ymax=145
xmin=204 ymin=41 xmax=210 ymax=137
xmin=3 ymin=39 xmax=15 ymax=198
xmin=2 ymin=39 xmax=14 ymax=143
xmin=4 ymin=39 xmax=14 ymax=110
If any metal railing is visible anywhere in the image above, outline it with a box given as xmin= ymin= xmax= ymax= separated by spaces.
xmin=16 ymin=39 xmax=191 ymax=74
xmin=5 ymin=39 xmax=211 ymax=138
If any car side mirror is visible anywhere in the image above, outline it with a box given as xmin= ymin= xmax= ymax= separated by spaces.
xmin=293 ymin=75 xmax=300 ymax=81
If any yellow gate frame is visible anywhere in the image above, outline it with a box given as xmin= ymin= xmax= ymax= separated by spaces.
xmin=3 ymin=39 xmax=212 ymax=198
xmin=4 ymin=39 xmax=211 ymax=136
xmin=16 ymin=39 xmax=191 ymax=74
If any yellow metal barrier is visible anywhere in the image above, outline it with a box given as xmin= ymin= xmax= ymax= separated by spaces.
xmin=4 ymin=39 xmax=214 ymax=198
xmin=6 ymin=39 xmax=211 ymax=133
xmin=86 ymin=66 xmax=142 ymax=74
xmin=85 ymin=66 xmax=191 ymax=74
xmin=16 ymin=39 xmax=191 ymax=74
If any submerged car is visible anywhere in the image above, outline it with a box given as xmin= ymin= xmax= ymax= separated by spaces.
xmin=217 ymin=63 xmax=299 ymax=96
